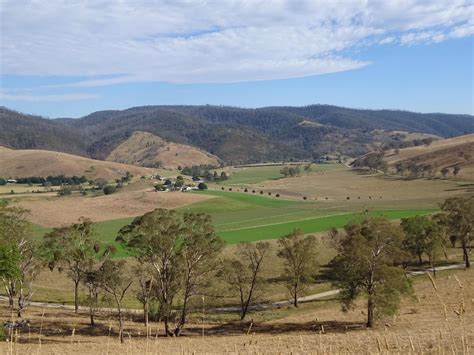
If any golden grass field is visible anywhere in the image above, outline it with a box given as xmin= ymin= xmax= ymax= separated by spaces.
xmin=107 ymin=131 xmax=220 ymax=169
xmin=1 ymin=268 xmax=472 ymax=354
xmin=15 ymin=187 xmax=215 ymax=227
xmin=0 ymin=148 xmax=154 ymax=180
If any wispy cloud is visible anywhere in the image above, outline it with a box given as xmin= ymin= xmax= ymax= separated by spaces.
xmin=0 ymin=0 xmax=472 ymax=87
xmin=0 ymin=92 xmax=99 ymax=102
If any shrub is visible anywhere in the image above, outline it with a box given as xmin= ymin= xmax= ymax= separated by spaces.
xmin=275 ymin=193 xmax=280 ymax=198
xmin=244 ymin=188 xmax=248 ymax=192
xmin=221 ymin=187 xmax=225 ymax=190
xmin=198 ymin=182 xmax=208 ymax=190
xmin=103 ymin=185 xmax=117 ymax=195
xmin=268 ymin=192 xmax=271 ymax=196
xmin=229 ymin=188 xmax=232 ymax=191
xmin=260 ymin=191 xmax=264 ymax=194
xmin=346 ymin=197 xmax=350 ymax=200
xmin=252 ymin=190 xmax=256 ymax=193
xmin=303 ymin=196 xmax=307 ymax=200
xmin=0 ymin=178 xmax=6 ymax=186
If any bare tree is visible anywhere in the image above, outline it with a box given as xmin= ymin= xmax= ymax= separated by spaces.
xmin=98 ymin=260 xmax=133 ymax=343
xmin=222 ymin=242 xmax=270 ymax=320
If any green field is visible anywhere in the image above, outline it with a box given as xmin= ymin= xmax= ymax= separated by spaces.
xmin=31 ymin=189 xmax=436 ymax=257
xmin=224 ymin=163 xmax=340 ymax=185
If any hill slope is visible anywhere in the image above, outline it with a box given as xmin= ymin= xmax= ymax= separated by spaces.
xmin=385 ymin=134 xmax=474 ymax=179
xmin=106 ymin=131 xmax=220 ymax=168
xmin=1 ymin=105 xmax=472 ymax=164
xmin=0 ymin=148 xmax=152 ymax=180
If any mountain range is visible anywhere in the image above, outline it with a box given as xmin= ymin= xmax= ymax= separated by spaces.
xmin=1 ymin=105 xmax=473 ymax=165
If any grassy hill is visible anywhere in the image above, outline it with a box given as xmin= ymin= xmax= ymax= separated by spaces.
xmin=385 ymin=134 xmax=474 ymax=179
xmin=0 ymin=148 xmax=153 ymax=180
xmin=106 ymin=131 xmax=220 ymax=169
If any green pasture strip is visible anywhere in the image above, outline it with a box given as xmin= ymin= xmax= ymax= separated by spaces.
xmin=191 ymin=189 xmax=297 ymax=208
xmin=218 ymin=209 xmax=436 ymax=243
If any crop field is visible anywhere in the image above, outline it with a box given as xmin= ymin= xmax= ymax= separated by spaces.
xmin=30 ymin=189 xmax=436 ymax=257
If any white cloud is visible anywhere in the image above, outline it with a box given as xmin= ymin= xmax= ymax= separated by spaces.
xmin=0 ymin=92 xmax=99 ymax=102
xmin=0 ymin=0 xmax=472 ymax=86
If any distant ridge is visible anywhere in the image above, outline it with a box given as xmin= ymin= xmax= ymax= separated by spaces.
xmin=1 ymin=105 xmax=472 ymax=165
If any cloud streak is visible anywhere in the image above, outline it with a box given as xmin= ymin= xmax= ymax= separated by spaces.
xmin=0 ymin=92 xmax=99 ymax=102
xmin=0 ymin=0 xmax=472 ymax=87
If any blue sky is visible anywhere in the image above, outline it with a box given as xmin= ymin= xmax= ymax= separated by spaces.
xmin=0 ymin=1 xmax=473 ymax=118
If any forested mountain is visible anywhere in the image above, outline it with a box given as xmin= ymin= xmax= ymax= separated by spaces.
xmin=1 ymin=105 xmax=472 ymax=164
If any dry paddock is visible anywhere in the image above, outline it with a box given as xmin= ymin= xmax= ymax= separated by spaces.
xmin=1 ymin=269 xmax=473 ymax=354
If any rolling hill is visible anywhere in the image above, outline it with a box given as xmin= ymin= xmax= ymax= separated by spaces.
xmin=0 ymin=148 xmax=153 ymax=180
xmin=1 ymin=105 xmax=472 ymax=165
xmin=106 ymin=131 xmax=220 ymax=168
xmin=384 ymin=134 xmax=474 ymax=179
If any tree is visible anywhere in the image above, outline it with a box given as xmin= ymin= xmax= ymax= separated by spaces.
xmin=304 ymin=164 xmax=312 ymax=175
xmin=0 ymin=206 xmax=39 ymax=317
xmin=401 ymin=215 xmax=446 ymax=273
xmin=440 ymin=167 xmax=449 ymax=178
xmin=174 ymin=213 xmax=223 ymax=335
xmin=197 ymin=182 xmax=207 ymax=190
xmin=330 ymin=217 xmax=412 ymax=327
xmin=441 ymin=196 xmax=474 ymax=268
xmin=117 ymin=209 xmax=184 ymax=336
xmin=42 ymin=218 xmax=102 ymax=313
xmin=132 ymin=262 xmax=154 ymax=327
xmin=0 ymin=178 xmax=6 ymax=186
xmin=453 ymin=166 xmax=461 ymax=177
xmin=103 ymin=185 xmax=117 ymax=195
xmin=97 ymin=259 xmax=133 ymax=343
xmin=277 ymin=229 xmax=318 ymax=307
xmin=222 ymin=241 xmax=270 ymax=320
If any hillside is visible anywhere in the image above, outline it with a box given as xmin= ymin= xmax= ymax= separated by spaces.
xmin=385 ymin=134 xmax=474 ymax=178
xmin=0 ymin=148 xmax=153 ymax=180
xmin=0 ymin=105 xmax=472 ymax=164
xmin=106 ymin=131 xmax=220 ymax=168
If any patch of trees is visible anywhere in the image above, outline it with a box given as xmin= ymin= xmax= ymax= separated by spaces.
xmin=280 ymin=165 xmax=301 ymax=178
xmin=352 ymin=152 xmax=388 ymax=173
xmin=1 ymin=196 xmax=472 ymax=341
xmin=15 ymin=175 xmax=88 ymax=186
xmin=182 ymin=165 xmax=228 ymax=183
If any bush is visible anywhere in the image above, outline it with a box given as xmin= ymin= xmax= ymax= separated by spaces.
xmin=0 ymin=326 xmax=5 ymax=342
xmin=252 ymin=190 xmax=256 ymax=193
xmin=244 ymin=188 xmax=248 ymax=192
xmin=260 ymin=191 xmax=264 ymax=194
xmin=275 ymin=193 xmax=280 ymax=198
xmin=221 ymin=187 xmax=225 ymax=190
xmin=103 ymin=185 xmax=117 ymax=195
xmin=268 ymin=192 xmax=271 ymax=196
xmin=303 ymin=196 xmax=307 ymax=200
xmin=198 ymin=182 xmax=208 ymax=190
xmin=0 ymin=178 xmax=6 ymax=186
xmin=229 ymin=188 xmax=232 ymax=191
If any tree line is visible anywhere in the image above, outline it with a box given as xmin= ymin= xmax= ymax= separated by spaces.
xmin=0 ymin=196 xmax=472 ymax=342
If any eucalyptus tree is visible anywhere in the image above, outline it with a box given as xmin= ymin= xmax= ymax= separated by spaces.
xmin=330 ymin=217 xmax=412 ymax=327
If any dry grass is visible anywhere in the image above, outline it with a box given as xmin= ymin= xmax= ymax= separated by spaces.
xmin=1 ymin=268 xmax=472 ymax=354
xmin=15 ymin=189 xmax=216 ymax=227
xmin=107 ymin=131 xmax=219 ymax=169
xmin=256 ymin=165 xmax=469 ymax=209
xmin=0 ymin=149 xmax=154 ymax=180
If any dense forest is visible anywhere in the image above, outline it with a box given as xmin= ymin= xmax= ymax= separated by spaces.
xmin=1 ymin=105 xmax=473 ymax=164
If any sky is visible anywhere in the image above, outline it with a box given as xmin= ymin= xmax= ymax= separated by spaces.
xmin=0 ymin=0 xmax=473 ymax=118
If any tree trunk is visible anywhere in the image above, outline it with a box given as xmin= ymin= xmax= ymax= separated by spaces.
xmin=367 ymin=295 xmax=374 ymax=328
xmin=293 ymin=282 xmax=298 ymax=307
xmin=118 ymin=307 xmax=124 ymax=343
xmin=143 ymin=301 xmax=149 ymax=327
xmin=89 ymin=289 xmax=95 ymax=326
xmin=74 ymin=280 xmax=79 ymax=314
xmin=418 ymin=253 xmax=423 ymax=265
xmin=462 ymin=241 xmax=470 ymax=268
